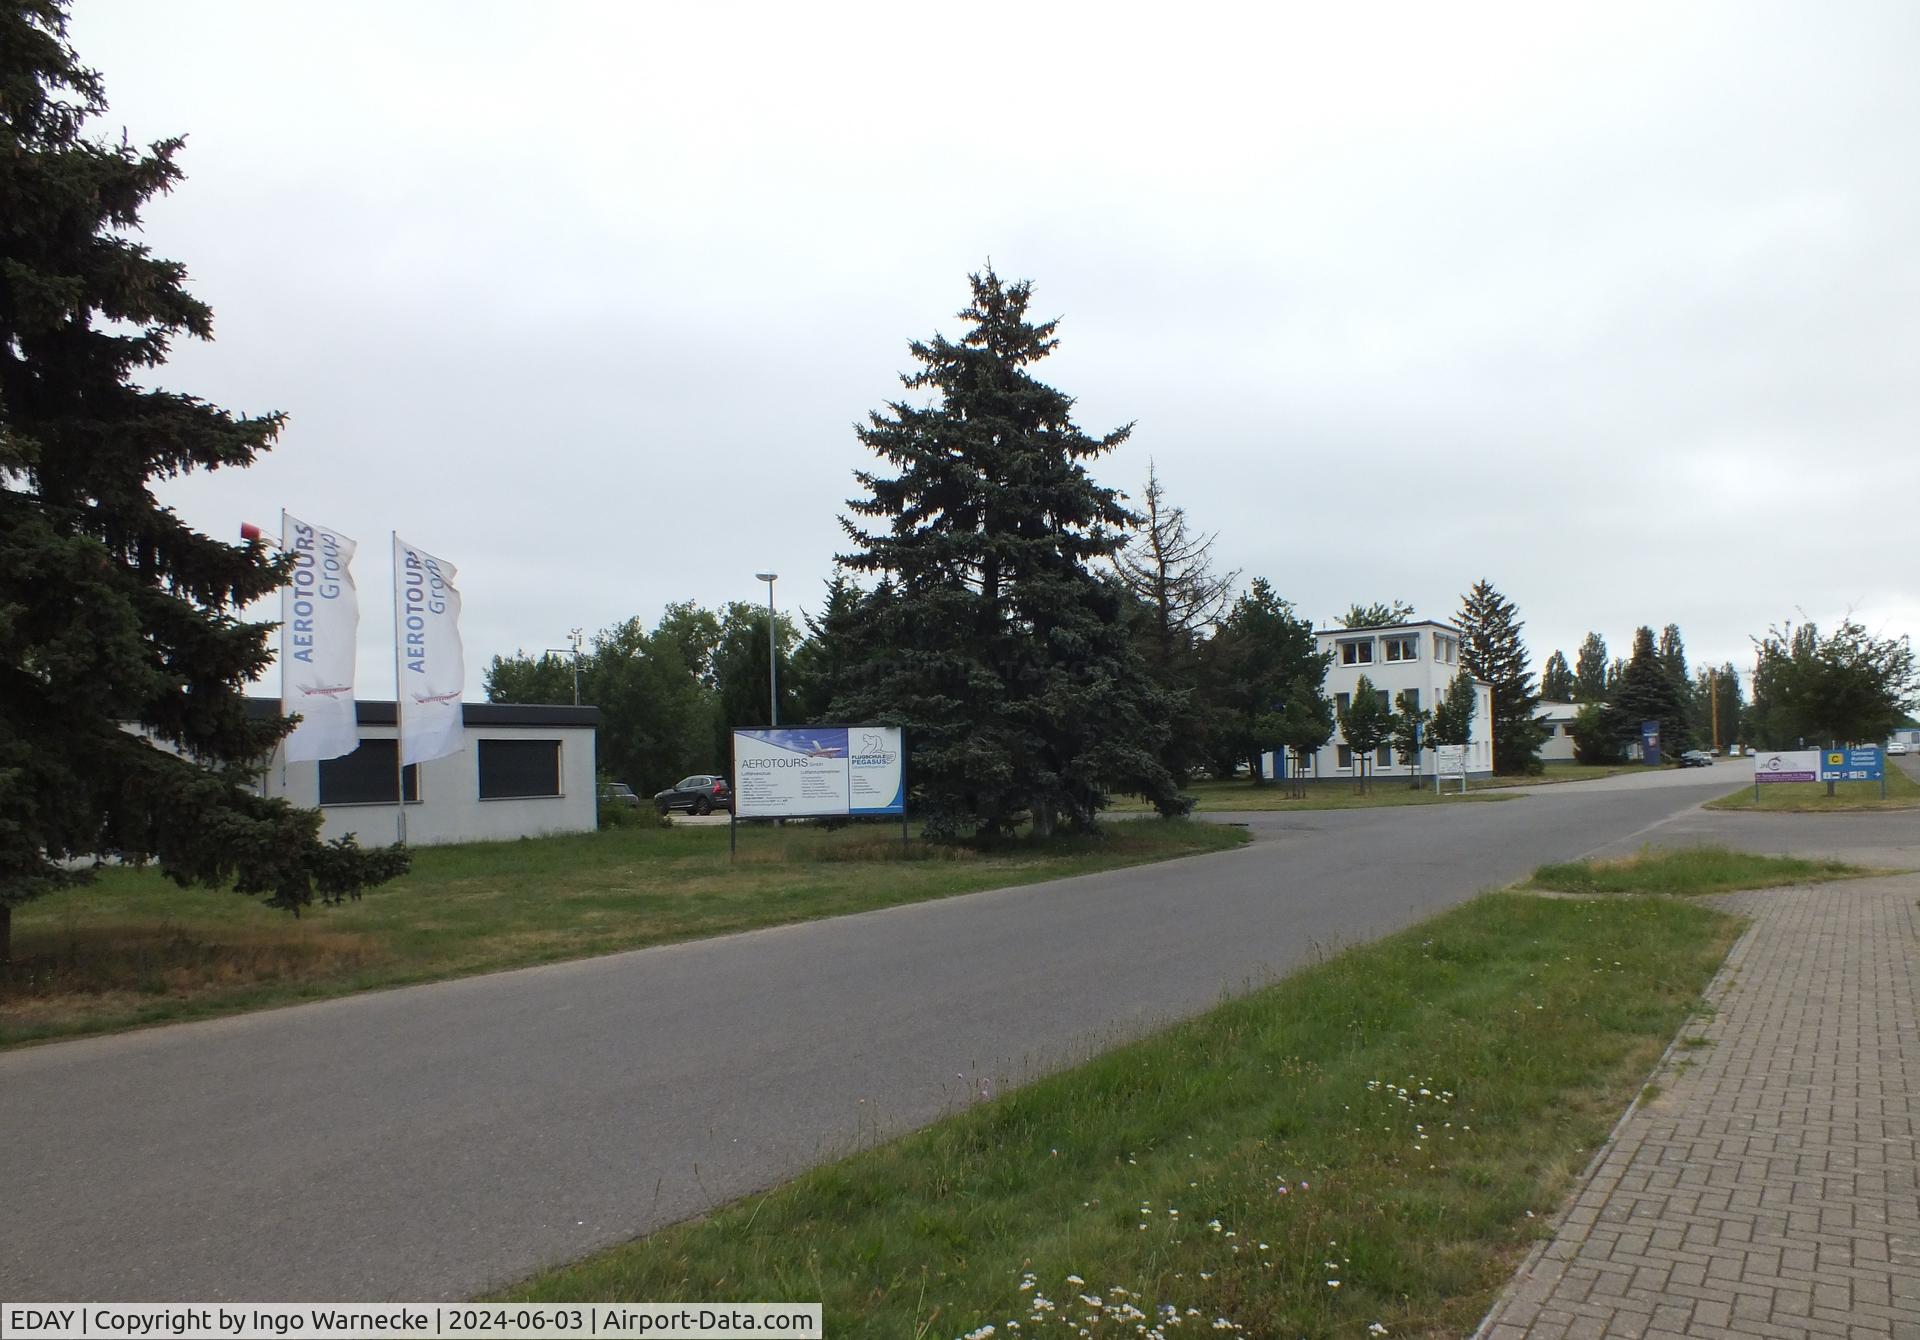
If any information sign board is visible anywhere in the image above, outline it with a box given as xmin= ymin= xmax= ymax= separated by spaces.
xmin=1752 ymin=750 xmax=1820 ymax=783
xmin=732 ymin=726 xmax=905 ymax=818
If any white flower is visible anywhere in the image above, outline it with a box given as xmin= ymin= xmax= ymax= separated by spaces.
xmin=1066 ymin=1275 xmax=1085 ymax=1286
xmin=1369 ymin=1325 xmax=1389 ymax=1337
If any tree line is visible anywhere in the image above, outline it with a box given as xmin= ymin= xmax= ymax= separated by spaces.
xmin=1541 ymin=618 xmax=1914 ymax=761
xmin=491 ymin=270 xmax=1565 ymax=837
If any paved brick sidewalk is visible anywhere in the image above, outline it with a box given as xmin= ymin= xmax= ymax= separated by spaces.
xmin=1477 ymin=877 xmax=1920 ymax=1339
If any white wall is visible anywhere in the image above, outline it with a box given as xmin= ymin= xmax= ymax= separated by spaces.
xmin=1291 ymin=623 xmax=1494 ymax=778
xmin=265 ymin=721 xmax=598 ymax=847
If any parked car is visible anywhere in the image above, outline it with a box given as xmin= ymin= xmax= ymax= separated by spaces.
xmin=598 ymin=782 xmax=641 ymax=808
xmin=654 ymin=774 xmax=733 ymax=815
xmin=1676 ymin=750 xmax=1715 ymax=768
xmin=1889 ymin=741 xmax=1911 ymax=756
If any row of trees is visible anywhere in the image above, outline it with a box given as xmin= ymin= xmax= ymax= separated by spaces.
xmin=1545 ymin=617 xmax=1914 ymax=761
xmin=492 ymin=274 xmax=1548 ymax=832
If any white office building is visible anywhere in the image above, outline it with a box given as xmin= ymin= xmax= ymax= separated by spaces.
xmin=1535 ymin=700 xmax=1581 ymax=762
xmin=250 ymin=699 xmax=601 ymax=846
xmin=1264 ymin=621 xmax=1494 ymax=781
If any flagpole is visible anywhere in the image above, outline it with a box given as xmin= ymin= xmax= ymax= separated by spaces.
xmin=279 ymin=508 xmax=291 ymax=799
xmin=392 ymin=531 xmax=407 ymax=846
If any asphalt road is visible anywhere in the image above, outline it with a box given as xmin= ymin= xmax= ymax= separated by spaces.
xmin=0 ymin=766 xmax=1884 ymax=1303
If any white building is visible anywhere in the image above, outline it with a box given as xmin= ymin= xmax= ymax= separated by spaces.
xmin=1535 ymin=699 xmax=1581 ymax=762
xmin=1263 ymin=621 xmax=1494 ymax=781
xmin=250 ymin=699 xmax=600 ymax=846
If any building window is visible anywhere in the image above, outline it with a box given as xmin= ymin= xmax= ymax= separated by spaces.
xmin=1339 ymin=639 xmax=1374 ymax=665
xmin=1433 ymin=632 xmax=1458 ymax=664
xmin=1375 ymin=744 xmax=1393 ymax=767
xmin=1383 ymin=635 xmax=1419 ymax=662
xmin=1400 ymin=688 xmax=1420 ymax=712
xmin=317 ymin=739 xmax=420 ymax=806
xmin=1336 ymin=744 xmax=1353 ymax=769
xmin=477 ymin=738 xmax=562 ymax=800
xmin=1336 ymin=692 xmax=1351 ymax=715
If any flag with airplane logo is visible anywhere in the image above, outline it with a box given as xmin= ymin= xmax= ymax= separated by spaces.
xmin=393 ymin=535 xmax=466 ymax=766
xmin=280 ymin=511 xmax=361 ymax=763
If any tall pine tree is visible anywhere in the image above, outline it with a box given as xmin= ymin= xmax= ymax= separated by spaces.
xmin=837 ymin=269 xmax=1186 ymax=839
xmin=0 ymin=2 xmax=404 ymax=961
xmin=1572 ymin=632 xmax=1609 ymax=702
xmin=1457 ymin=579 xmax=1545 ymax=774
xmin=1606 ymin=626 xmax=1690 ymax=757
xmin=1541 ymin=650 xmax=1575 ymax=701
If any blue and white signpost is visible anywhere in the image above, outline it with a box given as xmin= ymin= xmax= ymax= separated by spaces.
xmin=1822 ymin=744 xmax=1886 ymax=799
xmin=730 ymin=726 xmax=907 ymax=856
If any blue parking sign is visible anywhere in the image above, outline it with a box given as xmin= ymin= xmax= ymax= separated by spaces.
xmin=1819 ymin=746 xmax=1883 ymax=782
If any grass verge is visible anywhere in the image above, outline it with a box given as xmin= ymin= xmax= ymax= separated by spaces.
xmin=1703 ymin=763 xmax=1920 ymax=812
xmin=1108 ymin=777 xmax=1515 ymax=813
xmin=501 ymin=893 xmax=1739 ymax=1339
xmin=1525 ymin=844 xmax=1872 ymax=897
xmin=1473 ymin=761 xmax=1657 ymax=788
xmin=1 ymin=819 xmax=1244 ymax=1049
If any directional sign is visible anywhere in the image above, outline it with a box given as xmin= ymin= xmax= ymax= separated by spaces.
xmin=1820 ymin=745 xmax=1883 ymax=783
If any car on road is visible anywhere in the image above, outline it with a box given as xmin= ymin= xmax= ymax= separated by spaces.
xmin=1889 ymin=741 xmax=1911 ymax=756
xmin=1675 ymin=750 xmax=1715 ymax=768
xmin=598 ymin=782 xmax=641 ymax=808
xmin=655 ymin=774 xmax=733 ymax=815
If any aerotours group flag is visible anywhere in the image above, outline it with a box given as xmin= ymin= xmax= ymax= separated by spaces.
xmin=278 ymin=511 xmax=361 ymax=763
xmin=393 ymin=535 xmax=466 ymax=767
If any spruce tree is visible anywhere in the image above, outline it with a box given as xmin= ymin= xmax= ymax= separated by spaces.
xmin=1656 ymin=623 xmax=1696 ymax=748
xmin=1572 ymin=632 xmax=1609 ymax=702
xmin=1606 ymin=626 xmax=1689 ymax=758
xmin=1541 ymin=650 xmax=1575 ymax=701
xmin=838 ymin=269 xmax=1186 ymax=839
xmin=0 ymin=2 xmax=405 ymax=960
xmin=1457 ymin=579 xmax=1545 ymax=774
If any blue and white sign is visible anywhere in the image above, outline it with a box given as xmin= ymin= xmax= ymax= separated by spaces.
xmin=1820 ymin=745 xmax=1883 ymax=783
xmin=732 ymin=726 xmax=905 ymax=818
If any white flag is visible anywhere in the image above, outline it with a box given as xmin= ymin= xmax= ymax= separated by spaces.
xmin=393 ymin=535 xmax=466 ymax=766
xmin=280 ymin=512 xmax=361 ymax=763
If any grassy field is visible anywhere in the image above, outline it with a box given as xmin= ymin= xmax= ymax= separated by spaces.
xmin=1474 ymin=760 xmax=1653 ymax=788
xmin=1107 ymin=777 xmax=1516 ymax=813
xmin=1703 ymin=761 xmax=1920 ymax=812
xmin=1526 ymin=845 xmax=1873 ymax=897
xmin=0 ymin=819 xmax=1244 ymax=1048
xmin=502 ymin=892 xmax=1739 ymax=1338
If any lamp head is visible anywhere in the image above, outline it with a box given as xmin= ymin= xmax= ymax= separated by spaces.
xmin=755 ymin=572 xmax=778 ymax=583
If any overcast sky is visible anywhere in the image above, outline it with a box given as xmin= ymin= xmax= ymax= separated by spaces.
xmin=70 ymin=1 xmax=1920 ymax=699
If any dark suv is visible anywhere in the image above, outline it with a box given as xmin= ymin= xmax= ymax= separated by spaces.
xmin=654 ymin=774 xmax=733 ymax=815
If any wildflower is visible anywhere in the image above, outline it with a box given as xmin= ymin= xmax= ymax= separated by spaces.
xmin=1208 ymin=1219 xmax=1223 ymax=1233
xmin=1066 ymin=1275 xmax=1085 ymax=1286
xmin=960 ymin=1327 xmax=996 ymax=1340
xmin=1369 ymin=1325 xmax=1389 ymax=1337
xmin=1327 ymin=1279 xmax=1342 ymax=1289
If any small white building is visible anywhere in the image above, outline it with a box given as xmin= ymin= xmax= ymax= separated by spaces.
xmin=1263 ymin=621 xmax=1494 ymax=781
xmin=1535 ymin=699 xmax=1581 ymax=762
xmin=250 ymin=699 xmax=600 ymax=846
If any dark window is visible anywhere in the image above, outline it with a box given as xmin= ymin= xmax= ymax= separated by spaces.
xmin=1401 ymin=688 xmax=1420 ymax=711
xmin=478 ymin=738 xmax=562 ymax=800
xmin=1376 ymin=744 xmax=1393 ymax=767
xmin=1376 ymin=689 xmax=1390 ymax=708
xmin=317 ymin=739 xmax=420 ymax=806
xmin=1337 ymin=744 xmax=1353 ymax=769
xmin=1336 ymin=692 xmax=1351 ymax=714
xmin=1340 ymin=640 xmax=1373 ymax=665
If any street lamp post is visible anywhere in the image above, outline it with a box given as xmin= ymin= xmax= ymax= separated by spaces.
xmin=754 ymin=572 xmax=779 ymax=727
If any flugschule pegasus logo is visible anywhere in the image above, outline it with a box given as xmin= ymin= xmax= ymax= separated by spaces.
xmin=854 ymin=731 xmax=897 ymax=764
